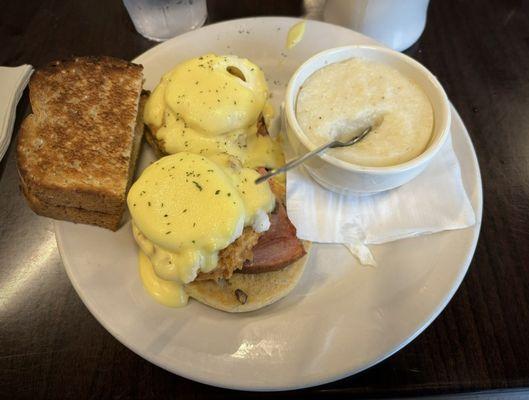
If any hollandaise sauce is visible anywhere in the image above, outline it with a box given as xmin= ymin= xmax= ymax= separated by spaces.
xmin=128 ymin=152 xmax=275 ymax=307
xmin=144 ymin=54 xmax=283 ymax=169
xmin=286 ymin=20 xmax=306 ymax=49
xmin=139 ymin=250 xmax=188 ymax=307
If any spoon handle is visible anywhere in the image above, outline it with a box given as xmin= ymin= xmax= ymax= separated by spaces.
xmin=255 ymin=126 xmax=371 ymax=184
xmin=255 ymin=141 xmax=335 ymax=184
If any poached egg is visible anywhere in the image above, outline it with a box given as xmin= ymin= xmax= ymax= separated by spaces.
xmin=127 ymin=152 xmax=275 ymax=307
xmin=144 ymin=54 xmax=283 ymax=169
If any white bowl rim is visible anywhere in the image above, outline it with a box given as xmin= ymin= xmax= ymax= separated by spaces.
xmin=284 ymin=44 xmax=452 ymax=174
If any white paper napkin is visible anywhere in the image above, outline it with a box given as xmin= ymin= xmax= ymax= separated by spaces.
xmin=286 ymin=134 xmax=476 ymax=265
xmin=0 ymin=65 xmax=33 ymax=161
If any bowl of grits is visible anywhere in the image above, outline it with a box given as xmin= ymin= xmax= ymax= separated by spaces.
xmin=284 ymin=45 xmax=451 ymax=195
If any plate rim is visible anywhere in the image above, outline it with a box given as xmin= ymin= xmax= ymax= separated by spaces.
xmin=55 ymin=16 xmax=483 ymax=391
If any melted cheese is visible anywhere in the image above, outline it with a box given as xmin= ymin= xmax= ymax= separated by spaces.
xmin=144 ymin=54 xmax=283 ymax=169
xmin=128 ymin=152 xmax=275 ymax=307
xmin=286 ymin=21 xmax=306 ymax=49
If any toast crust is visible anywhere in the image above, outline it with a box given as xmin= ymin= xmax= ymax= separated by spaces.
xmin=21 ymin=180 xmax=122 ymax=231
xmin=17 ymin=56 xmax=143 ymax=215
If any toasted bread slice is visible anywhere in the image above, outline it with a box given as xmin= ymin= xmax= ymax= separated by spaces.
xmin=21 ymin=181 xmax=122 ymax=231
xmin=17 ymin=56 xmax=144 ymax=217
xmin=19 ymin=93 xmax=147 ymax=232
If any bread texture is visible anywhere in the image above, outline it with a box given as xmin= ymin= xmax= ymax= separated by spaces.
xmin=17 ymin=56 xmax=143 ymax=214
xmin=17 ymin=56 xmax=145 ymax=230
xmin=21 ymin=182 xmax=122 ymax=231
xmin=185 ymin=242 xmax=311 ymax=312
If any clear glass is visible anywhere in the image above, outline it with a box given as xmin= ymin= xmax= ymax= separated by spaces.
xmin=323 ymin=0 xmax=430 ymax=51
xmin=123 ymin=0 xmax=207 ymax=42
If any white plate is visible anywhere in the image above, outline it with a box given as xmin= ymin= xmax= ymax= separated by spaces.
xmin=55 ymin=17 xmax=482 ymax=391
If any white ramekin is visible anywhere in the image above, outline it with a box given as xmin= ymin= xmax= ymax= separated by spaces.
xmin=283 ymin=45 xmax=451 ymax=195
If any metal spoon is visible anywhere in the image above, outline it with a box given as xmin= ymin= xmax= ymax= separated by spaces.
xmin=255 ymin=126 xmax=372 ymax=184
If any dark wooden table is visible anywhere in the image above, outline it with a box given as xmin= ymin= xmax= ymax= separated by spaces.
xmin=1 ymin=0 xmax=528 ymax=398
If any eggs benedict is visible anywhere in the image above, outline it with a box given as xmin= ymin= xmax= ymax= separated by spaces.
xmin=128 ymin=152 xmax=309 ymax=312
xmin=143 ymin=54 xmax=283 ymax=169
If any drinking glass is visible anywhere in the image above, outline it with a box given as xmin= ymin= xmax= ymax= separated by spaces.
xmin=124 ymin=0 xmax=207 ymax=42
xmin=324 ymin=0 xmax=430 ymax=51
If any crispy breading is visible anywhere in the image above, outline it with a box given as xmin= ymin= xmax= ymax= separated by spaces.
xmin=194 ymin=177 xmax=287 ymax=281
xmin=195 ymin=227 xmax=261 ymax=281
